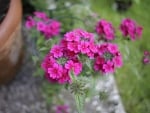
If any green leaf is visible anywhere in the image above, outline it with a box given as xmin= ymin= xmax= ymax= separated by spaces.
xmin=39 ymin=47 xmax=48 ymax=51
xmin=32 ymin=56 xmax=39 ymax=64
xmin=37 ymin=35 xmax=45 ymax=46
xmin=33 ymin=68 xmax=44 ymax=77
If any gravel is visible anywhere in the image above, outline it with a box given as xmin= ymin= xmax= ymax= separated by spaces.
xmin=59 ymin=75 xmax=126 ymax=113
xmin=0 ymin=28 xmax=49 ymax=113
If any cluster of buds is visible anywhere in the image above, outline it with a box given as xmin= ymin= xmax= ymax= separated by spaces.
xmin=143 ymin=51 xmax=150 ymax=64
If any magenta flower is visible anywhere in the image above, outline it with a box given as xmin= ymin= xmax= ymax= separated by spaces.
xmin=50 ymin=45 xmax=63 ymax=58
xmin=107 ymin=43 xmax=118 ymax=54
xmin=113 ymin=56 xmax=123 ymax=68
xmin=41 ymin=54 xmax=55 ymax=72
xmin=37 ymin=21 xmax=46 ymax=32
xmin=41 ymin=44 xmax=82 ymax=84
xmin=48 ymin=63 xmax=63 ymax=79
xmin=63 ymin=29 xmax=97 ymax=58
xmin=96 ymin=19 xmax=115 ymax=41
xmin=42 ymin=20 xmax=61 ymax=39
xmin=34 ymin=11 xmax=48 ymax=20
xmin=65 ymin=60 xmax=82 ymax=75
xmin=78 ymin=41 xmax=90 ymax=54
xmin=67 ymin=41 xmax=79 ymax=53
xmin=58 ymin=69 xmax=70 ymax=84
xmin=142 ymin=50 xmax=150 ymax=64
xmin=89 ymin=42 xmax=98 ymax=53
xmin=25 ymin=16 xmax=35 ymax=29
xmin=25 ymin=12 xmax=61 ymax=39
xmin=65 ymin=31 xmax=80 ymax=42
xmin=55 ymin=105 xmax=70 ymax=113
xmin=94 ymin=43 xmax=123 ymax=74
xmin=103 ymin=61 xmax=114 ymax=73
xmin=49 ymin=20 xmax=61 ymax=36
xmin=120 ymin=18 xmax=143 ymax=40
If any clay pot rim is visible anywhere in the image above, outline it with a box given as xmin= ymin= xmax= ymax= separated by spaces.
xmin=0 ymin=0 xmax=22 ymax=48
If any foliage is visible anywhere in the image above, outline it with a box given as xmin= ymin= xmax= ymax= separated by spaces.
xmin=22 ymin=0 xmax=48 ymax=17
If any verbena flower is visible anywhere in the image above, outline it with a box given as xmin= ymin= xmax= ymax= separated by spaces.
xmin=65 ymin=60 xmax=82 ymax=75
xmin=55 ymin=105 xmax=70 ymax=113
xmin=142 ymin=50 xmax=150 ymax=64
xmin=41 ymin=44 xmax=82 ymax=84
xmin=120 ymin=18 xmax=143 ymax=40
xmin=96 ymin=19 xmax=115 ymax=41
xmin=34 ymin=11 xmax=48 ymax=21
xmin=63 ymin=29 xmax=97 ymax=58
xmin=25 ymin=16 xmax=35 ymax=29
xmin=94 ymin=43 xmax=123 ymax=74
xmin=25 ymin=11 xmax=61 ymax=39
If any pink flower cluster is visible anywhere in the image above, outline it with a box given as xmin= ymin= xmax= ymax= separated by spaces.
xmin=41 ymin=43 xmax=82 ymax=84
xmin=142 ymin=51 xmax=150 ymax=64
xmin=25 ymin=11 xmax=61 ymax=39
xmin=95 ymin=18 xmax=143 ymax=41
xmin=120 ymin=18 xmax=143 ymax=41
xmin=55 ymin=105 xmax=69 ymax=113
xmin=94 ymin=43 xmax=123 ymax=74
xmin=41 ymin=28 xmax=123 ymax=83
xmin=63 ymin=29 xmax=97 ymax=58
xmin=96 ymin=19 xmax=115 ymax=41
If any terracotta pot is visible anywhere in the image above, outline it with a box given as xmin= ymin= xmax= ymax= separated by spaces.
xmin=0 ymin=0 xmax=23 ymax=85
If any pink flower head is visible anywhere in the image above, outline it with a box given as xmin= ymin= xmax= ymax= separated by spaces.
xmin=94 ymin=43 xmax=123 ymax=74
xmin=41 ymin=43 xmax=82 ymax=84
xmin=142 ymin=50 xmax=150 ymax=64
xmin=120 ymin=18 xmax=143 ymax=40
xmin=41 ymin=54 xmax=55 ymax=71
xmin=65 ymin=60 xmax=82 ymax=76
xmin=49 ymin=20 xmax=61 ymax=36
xmin=34 ymin=11 xmax=48 ymax=20
xmin=58 ymin=69 xmax=70 ymax=84
xmin=25 ymin=12 xmax=61 ymax=39
xmin=42 ymin=20 xmax=61 ymax=39
xmin=65 ymin=31 xmax=80 ymax=42
xmin=96 ymin=19 xmax=115 ymax=41
xmin=107 ymin=43 xmax=118 ymax=54
xmin=48 ymin=63 xmax=63 ymax=79
xmin=103 ymin=61 xmax=114 ymax=73
xmin=50 ymin=45 xmax=63 ymax=58
xmin=113 ymin=56 xmax=123 ymax=68
xmin=73 ymin=29 xmax=94 ymax=41
xmin=44 ymin=73 xmax=58 ymax=83
xmin=87 ymin=42 xmax=97 ymax=59
xmin=78 ymin=41 xmax=90 ymax=54
xmin=55 ymin=105 xmax=70 ymax=113
xmin=25 ymin=16 xmax=35 ymax=29
xmin=89 ymin=42 xmax=97 ymax=53
xmin=63 ymin=29 xmax=97 ymax=58
xmin=37 ymin=21 xmax=46 ymax=32
xmin=67 ymin=41 xmax=79 ymax=53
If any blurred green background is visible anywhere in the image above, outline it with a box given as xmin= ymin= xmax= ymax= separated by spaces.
xmin=90 ymin=0 xmax=150 ymax=113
